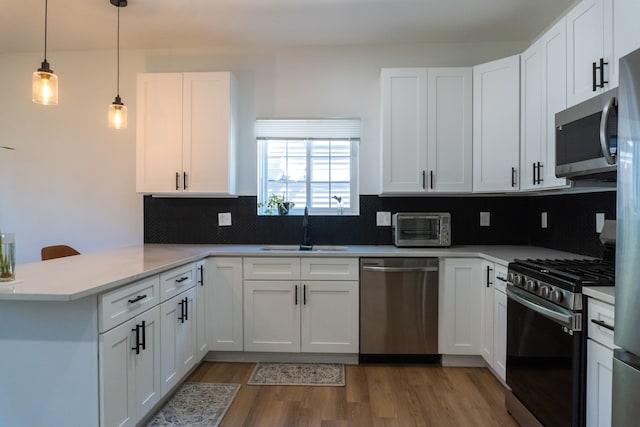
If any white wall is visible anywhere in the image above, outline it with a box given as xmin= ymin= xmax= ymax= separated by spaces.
xmin=0 ymin=41 xmax=525 ymax=263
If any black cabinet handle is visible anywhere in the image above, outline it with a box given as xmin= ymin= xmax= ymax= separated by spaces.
xmin=486 ymin=265 xmax=493 ymax=287
xmin=183 ymin=172 xmax=188 ymax=190
xmin=430 ymin=170 xmax=434 ymax=190
xmin=599 ymin=58 xmax=608 ymax=88
xmin=295 ymin=285 xmax=298 ymax=305
xmin=511 ymin=167 xmax=516 ymax=187
xmin=141 ymin=320 xmax=146 ymax=350
xmin=178 ymin=299 xmax=185 ymax=323
xmin=532 ymin=163 xmax=536 ymax=185
xmin=198 ymin=265 xmax=204 ymax=286
xmin=131 ymin=324 xmax=141 ymax=354
xmin=536 ymin=162 xmax=543 ymax=184
xmin=593 ymin=58 xmax=609 ymax=91
xmin=591 ymin=319 xmax=614 ymax=332
xmin=592 ymin=61 xmax=598 ymax=92
xmin=303 ymin=285 xmax=307 ymax=305
xmin=175 ymin=276 xmax=189 ymax=284
xmin=422 ymin=170 xmax=426 ymax=189
xmin=128 ymin=294 xmax=147 ymax=304
xmin=184 ymin=297 xmax=189 ymax=321
xmin=176 ymin=172 xmax=180 ymax=191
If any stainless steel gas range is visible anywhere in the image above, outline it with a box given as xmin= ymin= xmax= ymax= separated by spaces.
xmin=505 ymin=258 xmax=615 ymax=427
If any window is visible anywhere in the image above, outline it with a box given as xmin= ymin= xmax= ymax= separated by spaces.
xmin=256 ymin=118 xmax=360 ymax=215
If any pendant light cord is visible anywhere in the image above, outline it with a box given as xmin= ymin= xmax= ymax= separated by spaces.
xmin=43 ymin=0 xmax=48 ymax=61
xmin=116 ymin=2 xmax=120 ymax=98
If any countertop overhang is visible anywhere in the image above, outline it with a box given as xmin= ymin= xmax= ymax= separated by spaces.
xmin=0 ymin=244 xmax=595 ymax=302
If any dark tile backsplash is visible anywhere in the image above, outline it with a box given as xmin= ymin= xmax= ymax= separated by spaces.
xmin=144 ymin=190 xmax=616 ymax=258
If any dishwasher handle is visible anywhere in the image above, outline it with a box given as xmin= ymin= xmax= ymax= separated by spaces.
xmin=361 ymin=265 xmax=438 ymax=273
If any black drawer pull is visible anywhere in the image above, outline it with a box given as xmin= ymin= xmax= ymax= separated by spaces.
xmin=128 ymin=294 xmax=147 ymax=304
xmin=591 ymin=319 xmax=614 ymax=332
xmin=175 ymin=276 xmax=189 ymax=283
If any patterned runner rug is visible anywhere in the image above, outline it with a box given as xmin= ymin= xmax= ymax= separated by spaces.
xmin=247 ymin=362 xmax=345 ymax=386
xmin=145 ymin=382 xmax=240 ymax=427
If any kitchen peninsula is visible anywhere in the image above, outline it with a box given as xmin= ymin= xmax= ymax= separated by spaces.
xmin=0 ymin=244 xmax=595 ymax=426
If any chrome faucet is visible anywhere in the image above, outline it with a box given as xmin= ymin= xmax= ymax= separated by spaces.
xmin=300 ymin=206 xmax=312 ymax=250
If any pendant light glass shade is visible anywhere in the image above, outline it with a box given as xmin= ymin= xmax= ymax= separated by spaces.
xmin=108 ymin=96 xmax=127 ymax=129
xmin=33 ymin=0 xmax=58 ymax=105
xmin=108 ymin=0 xmax=127 ymax=129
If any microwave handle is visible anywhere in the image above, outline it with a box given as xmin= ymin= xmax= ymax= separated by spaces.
xmin=599 ymin=96 xmax=617 ymax=165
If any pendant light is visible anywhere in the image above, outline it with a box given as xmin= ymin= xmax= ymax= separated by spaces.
xmin=32 ymin=0 xmax=58 ymax=105
xmin=108 ymin=0 xmax=127 ymax=129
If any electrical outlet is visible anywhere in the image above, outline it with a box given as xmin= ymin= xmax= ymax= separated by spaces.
xmin=218 ymin=212 xmax=232 ymax=226
xmin=541 ymin=212 xmax=548 ymax=229
xmin=596 ymin=213 xmax=605 ymax=233
xmin=480 ymin=211 xmax=490 ymax=227
xmin=376 ymin=211 xmax=391 ymax=226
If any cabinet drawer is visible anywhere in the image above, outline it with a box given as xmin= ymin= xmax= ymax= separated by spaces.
xmin=588 ymin=298 xmax=615 ymax=349
xmin=243 ymin=257 xmax=300 ymax=280
xmin=301 ymin=258 xmax=359 ymax=281
xmin=160 ymin=263 xmax=197 ymax=302
xmin=99 ymin=275 xmax=160 ymax=333
xmin=494 ymin=264 xmax=508 ymax=294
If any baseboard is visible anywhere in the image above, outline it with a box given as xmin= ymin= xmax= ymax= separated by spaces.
xmin=440 ymin=354 xmax=486 ymax=367
xmin=203 ymin=351 xmax=359 ymax=365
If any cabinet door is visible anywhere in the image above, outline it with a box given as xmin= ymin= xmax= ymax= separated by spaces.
xmin=473 ymin=55 xmax=521 ymax=192
xmin=301 ymin=281 xmax=359 ymax=353
xmin=540 ymin=17 xmax=570 ymax=189
xmin=427 ymin=68 xmax=473 ymax=192
xmin=100 ymin=318 xmax=136 ymax=427
xmin=133 ymin=306 xmax=161 ymax=424
xmin=614 ymin=0 xmax=640 ymax=62
xmin=439 ymin=258 xmax=483 ymax=354
xmin=481 ymin=262 xmax=495 ymax=365
xmin=160 ymin=288 xmax=196 ymax=397
xmin=587 ymin=339 xmax=613 ymax=427
xmin=566 ymin=0 xmax=614 ymax=106
xmin=520 ymin=42 xmax=543 ymax=191
xmin=136 ymin=73 xmax=183 ymax=193
xmin=195 ymin=260 xmax=208 ymax=360
xmin=207 ymin=257 xmax=244 ymax=351
xmin=183 ymin=72 xmax=236 ymax=194
xmin=381 ymin=68 xmax=428 ymax=193
xmin=493 ymin=289 xmax=507 ymax=382
xmin=243 ymin=281 xmax=300 ymax=352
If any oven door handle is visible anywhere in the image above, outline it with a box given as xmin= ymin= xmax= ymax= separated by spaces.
xmin=507 ymin=286 xmax=574 ymax=330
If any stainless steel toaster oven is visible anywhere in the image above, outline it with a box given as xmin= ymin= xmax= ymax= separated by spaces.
xmin=392 ymin=212 xmax=451 ymax=247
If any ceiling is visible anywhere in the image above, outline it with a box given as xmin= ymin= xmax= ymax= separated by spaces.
xmin=1 ymin=0 xmax=576 ymax=54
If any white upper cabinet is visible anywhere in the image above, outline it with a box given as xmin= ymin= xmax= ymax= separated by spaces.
xmin=136 ymin=72 xmax=237 ymax=195
xmin=380 ymin=67 xmax=472 ymax=193
xmin=566 ymin=0 xmax=615 ymax=106
xmin=520 ymin=18 xmax=570 ymax=191
xmin=614 ymin=0 xmax=640 ymax=62
xmin=473 ymin=55 xmax=521 ymax=193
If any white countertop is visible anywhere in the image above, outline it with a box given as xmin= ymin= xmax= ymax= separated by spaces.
xmin=0 ymin=244 xmax=593 ymax=302
xmin=583 ymin=286 xmax=615 ymax=305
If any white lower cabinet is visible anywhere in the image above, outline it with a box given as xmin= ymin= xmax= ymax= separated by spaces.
xmin=160 ymin=286 xmax=197 ymax=397
xmin=481 ymin=261 xmax=495 ymax=364
xmin=439 ymin=258 xmax=484 ymax=354
xmin=586 ymin=297 xmax=616 ymax=427
xmin=243 ymin=257 xmax=359 ymax=353
xmin=207 ymin=257 xmax=244 ymax=351
xmin=492 ymin=267 xmax=508 ymax=382
xmin=195 ymin=260 xmax=208 ymax=360
xmin=100 ymin=305 xmax=161 ymax=427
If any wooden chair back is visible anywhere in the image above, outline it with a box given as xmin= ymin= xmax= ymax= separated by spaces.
xmin=41 ymin=245 xmax=81 ymax=261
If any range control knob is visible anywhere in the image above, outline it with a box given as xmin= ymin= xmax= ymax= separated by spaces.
xmin=526 ymin=279 xmax=538 ymax=292
xmin=507 ymin=272 xmax=514 ymax=283
xmin=550 ymin=289 xmax=563 ymax=303
xmin=539 ymin=286 xmax=550 ymax=299
xmin=514 ymin=275 xmax=523 ymax=287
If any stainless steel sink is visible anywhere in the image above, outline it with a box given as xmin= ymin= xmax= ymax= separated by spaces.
xmin=260 ymin=245 xmax=348 ymax=252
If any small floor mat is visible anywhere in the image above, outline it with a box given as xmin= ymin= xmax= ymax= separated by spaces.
xmin=247 ymin=362 xmax=345 ymax=386
xmin=145 ymin=382 xmax=240 ymax=426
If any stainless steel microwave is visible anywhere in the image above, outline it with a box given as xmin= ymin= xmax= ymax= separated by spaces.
xmin=555 ymin=88 xmax=618 ymax=179
xmin=392 ymin=212 xmax=451 ymax=247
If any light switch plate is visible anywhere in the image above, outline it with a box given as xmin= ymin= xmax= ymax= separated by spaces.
xmin=218 ymin=212 xmax=232 ymax=226
xmin=596 ymin=213 xmax=605 ymax=233
xmin=376 ymin=211 xmax=391 ymax=226
xmin=480 ymin=211 xmax=490 ymax=227
xmin=541 ymin=212 xmax=548 ymax=229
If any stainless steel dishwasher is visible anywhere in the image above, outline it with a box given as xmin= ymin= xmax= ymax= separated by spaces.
xmin=359 ymin=258 xmax=439 ymax=363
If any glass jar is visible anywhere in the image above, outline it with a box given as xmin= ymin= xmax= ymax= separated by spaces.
xmin=0 ymin=232 xmax=16 ymax=282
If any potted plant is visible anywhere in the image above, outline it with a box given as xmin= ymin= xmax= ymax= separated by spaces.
xmin=258 ymin=193 xmax=295 ymax=215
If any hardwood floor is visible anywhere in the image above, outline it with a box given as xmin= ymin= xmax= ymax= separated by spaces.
xmin=187 ymin=362 xmax=518 ymax=427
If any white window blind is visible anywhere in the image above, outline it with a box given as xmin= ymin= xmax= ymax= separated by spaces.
xmin=256 ymin=118 xmax=360 ymax=215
